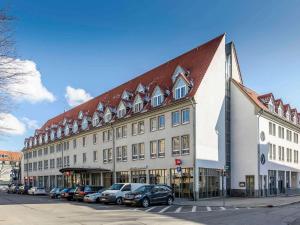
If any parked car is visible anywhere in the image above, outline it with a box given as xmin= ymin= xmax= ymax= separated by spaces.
xmin=18 ymin=185 xmax=31 ymax=195
xmin=83 ymin=189 xmax=106 ymax=203
xmin=60 ymin=188 xmax=75 ymax=201
xmin=7 ymin=184 xmax=16 ymax=193
xmin=100 ymin=183 xmax=144 ymax=205
xmin=49 ymin=188 xmax=63 ymax=198
xmin=74 ymin=186 xmax=103 ymax=201
xmin=28 ymin=187 xmax=47 ymax=195
xmin=0 ymin=185 xmax=9 ymax=192
xmin=123 ymin=184 xmax=174 ymax=208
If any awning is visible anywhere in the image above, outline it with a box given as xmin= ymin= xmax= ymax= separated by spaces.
xmin=59 ymin=167 xmax=111 ymax=173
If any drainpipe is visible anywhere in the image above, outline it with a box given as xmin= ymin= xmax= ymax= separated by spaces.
xmin=257 ymin=109 xmax=264 ymax=197
xmin=111 ymin=123 xmax=116 ymax=184
xmin=190 ymin=99 xmax=197 ymax=201
xmin=61 ymin=140 xmax=64 ymax=188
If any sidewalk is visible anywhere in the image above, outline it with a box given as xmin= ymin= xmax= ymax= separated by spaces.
xmin=174 ymin=195 xmax=300 ymax=208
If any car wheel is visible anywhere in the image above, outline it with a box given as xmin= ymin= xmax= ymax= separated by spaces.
xmin=116 ymin=197 xmax=123 ymax=205
xmin=166 ymin=196 xmax=173 ymax=205
xmin=96 ymin=198 xmax=100 ymax=203
xmin=142 ymin=198 xmax=150 ymax=208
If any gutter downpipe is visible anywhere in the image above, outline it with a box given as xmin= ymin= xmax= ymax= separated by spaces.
xmin=111 ymin=123 xmax=116 ymax=184
xmin=257 ymin=109 xmax=264 ymax=197
xmin=190 ymin=98 xmax=197 ymax=201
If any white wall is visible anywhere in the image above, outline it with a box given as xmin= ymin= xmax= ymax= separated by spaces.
xmin=194 ymin=35 xmax=226 ymax=169
xmin=230 ymin=81 xmax=259 ymax=190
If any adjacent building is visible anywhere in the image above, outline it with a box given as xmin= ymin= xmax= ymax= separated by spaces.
xmin=0 ymin=150 xmax=22 ymax=185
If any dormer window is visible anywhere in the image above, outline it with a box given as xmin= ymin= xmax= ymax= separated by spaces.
xmin=34 ymin=137 xmax=37 ymax=146
xmin=117 ymin=101 xmax=126 ymax=118
xmin=151 ymin=86 xmax=164 ymax=107
xmin=122 ymin=90 xmax=131 ymax=100
xmin=278 ymin=106 xmax=283 ymax=117
xmin=104 ymin=108 xmax=112 ymax=123
xmin=57 ymin=127 xmax=62 ymax=138
xmin=293 ymin=115 xmax=298 ymax=124
xmin=73 ymin=121 xmax=78 ymax=133
xmin=50 ymin=130 xmax=55 ymax=141
xmin=268 ymin=101 xmax=275 ymax=113
xmin=133 ymin=95 xmax=143 ymax=113
xmin=29 ymin=139 xmax=32 ymax=148
xmin=63 ymin=118 xmax=67 ymax=126
xmin=64 ymin=124 xmax=69 ymax=136
xmin=78 ymin=111 xmax=83 ymax=120
xmin=44 ymin=134 xmax=48 ymax=143
xmin=97 ymin=102 xmax=104 ymax=112
xmin=174 ymin=78 xmax=188 ymax=100
xmin=39 ymin=135 xmax=43 ymax=145
xmin=81 ymin=117 xmax=88 ymax=130
xmin=136 ymin=83 xmax=145 ymax=94
xmin=172 ymin=65 xmax=188 ymax=83
xmin=286 ymin=110 xmax=291 ymax=121
xmin=92 ymin=113 xmax=99 ymax=127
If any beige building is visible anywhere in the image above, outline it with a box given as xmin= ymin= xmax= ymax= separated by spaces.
xmin=22 ymin=34 xmax=241 ymax=199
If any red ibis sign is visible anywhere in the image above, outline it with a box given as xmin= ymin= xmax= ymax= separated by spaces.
xmin=175 ymin=159 xmax=182 ymax=166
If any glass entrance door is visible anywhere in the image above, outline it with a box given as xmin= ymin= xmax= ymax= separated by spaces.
xmin=246 ymin=175 xmax=255 ymax=197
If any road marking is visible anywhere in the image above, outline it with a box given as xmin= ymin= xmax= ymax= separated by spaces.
xmin=206 ymin=206 xmax=212 ymax=211
xmin=159 ymin=206 xmax=171 ymax=213
xmin=145 ymin=206 xmax=156 ymax=212
xmin=220 ymin=207 xmax=226 ymax=210
xmin=192 ymin=206 xmax=197 ymax=212
xmin=175 ymin=207 xmax=182 ymax=213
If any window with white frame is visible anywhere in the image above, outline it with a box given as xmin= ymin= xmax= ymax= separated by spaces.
xmin=92 ymin=113 xmax=99 ymax=127
xmin=278 ymin=106 xmax=283 ymax=117
xmin=73 ymin=121 xmax=78 ymax=133
xmin=93 ymin=151 xmax=98 ymax=162
xmin=64 ymin=125 xmax=69 ymax=136
xmin=182 ymin=108 xmax=190 ymax=124
xmin=81 ymin=117 xmax=88 ymax=130
xmin=104 ymin=110 xmax=112 ymax=122
xmin=122 ymin=146 xmax=127 ymax=161
xmin=83 ymin=153 xmax=87 ymax=163
xmin=50 ymin=130 xmax=55 ymax=141
xmin=73 ymin=155 xmax=77 ymax=165
xmin=151 ymin=87 xmax=163 ymax=107
xmin=150 ymin=117 xmax=157 ymax=131
xmin=181 ymin=135 xmax=190 ymax=155
xmin=268 ymin=122 xmax=276 ymax=136
xmin=103 ymin=149 xmax=109 ymax=163
xmin=118 ymin=102 xmax=126 ymax=118
xmin=294 ymin=133 xmax=299 ymax=144
xmin=116 ymin=147 xmax=122 ymax=162
xmin=116 ymin=125 xmax=127 ymax=139
xmin=158 ymin=115 xmax=165 ymax=129
xmin=287 ymin=130 xmax=292 ymax=142
xmin=278 ymin=126 xmax=284 ymax=139
xmin=286 ymin=111 xmax=291 ymax=121
xmin=172 ymin=111 xmax=180 ymax=126
xmin=57 ymin=127 xmax=62 ymax=138
xmin=103 ymin=129 xmax=112 ymax=142
xmin=150 ymin=141 xmax=157 ymax=158
xmin=174 ymin=78 xmax=188 ymax=100
xmin=294 ymin=150 xmax=299 ymax=163
xmin=133 ymin=95 xmax=143 ymax=113
xmin=132 ymin=122 xmax=138 ymax=136
xmin=73 ymin=139 xmax=77 ymax=149
xmin=172 ymin=136 xmax=180 ymax=156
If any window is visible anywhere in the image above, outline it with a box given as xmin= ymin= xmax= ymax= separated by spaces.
xmin=269 ymin=144 xmax=276 ymax=160
xmin=38 ymin=149 xmax=43 ymax=157
xmin=50 ymin=159 xmax=55 ymax=169
xmin=92 ymin=114 xmax=99 ymax=127
xmin=108 ymin=148 xmax=112 ymax=163
xmin=268 ymin=122 xmax=276 ymax=136
xmin=73 ymin=139 xmax=77 ymax=149
xmin=103 ymin=130 xmax=112 ymax=142
xmin=294 ymin=133 xmax=299 ymax=144
xmin=116 ymin=125 xmax=127 ymax=139
xmin=174 ymin=78 xmax=188 ymax=100
xmin=134 ymin=102 xmax=143 ymax=113
xmin=122 ymin=146 xmax=127 ymax=161
xmin=43 ymin=147 xmax=48 ymax=155
xmin=268 ymin=101 xmax=275 ymax=113
xmin=33 ymin=162 xmax=37 ymax=171
xmin=172 ymin=136 xmax=180 ymax=155
xmin=116 ymin=147 xmax=122 ymax=162
xmin=50 ymin=145 xmax=55 ymax=154
xmin=278 ymin=126 xmax=285 ymax=139
xmin=158 ymin=139 xmax=165 ymax=157
xmin=172 ymin=111 xmax=180 ymax=126
xmin=287 ymin=148 xmax=293 ymax=162
xmin=294 ymin=150 xmax=299 ymax=163
xmin=132 ymin=144 xmax=138 ymax=160
xmin=83 ymin=153 xmax=87 ymax=163
xmin=104 ymin=110 xmax=112 ymax=122
xmin=139 ymin=143 xmax=145 ymax=159
xmin=138 ymin=121 xmax=145 ymax=134
xmin=150 ymin=141 xmax=157 ymax=158
xmin=33 ymin=150 xmax=37 ymax=158
xmin=93 ymin=151 xmax=98 ymax=162
xmin=181 ymin=135 xmax=190 ymax=154
xmin=287 ymin=130 xmax=292 ymax=142
xmin=82 ymin=136 xmax=86 ymax=147
xmin=150 ymin=117 xmax=157 ymax=132
xmin=152 ymin=87 xmax=163 ymax=107
xmin=158 ymin=115 xmax=165 ymax=129
xmin=73 ymin=155 xmax=77 ymax=165
xmin=93 ymin=134 xmax=97 ymax=144
xmin=63 ymin=141 xmax=69 ymax=151
xmin=38 ymin=161 xmax=43 ymax=171
xmin=132 ymin=123 xmax=138 ymax=136
xmin=118 ymin=107 xmax=126 ymax=118
xmin=182 ymin=109 xmax=190 ymax=124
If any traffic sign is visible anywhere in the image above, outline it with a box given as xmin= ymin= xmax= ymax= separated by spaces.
xmin=176 ymin=167 xmax=182 ymax=173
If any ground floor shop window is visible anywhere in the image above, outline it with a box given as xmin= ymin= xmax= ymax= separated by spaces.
xmin=199 ymin=168 xmax=221 ymax=198
xmin=43 ymin=176 xmax=49 ymax=190
xmin=268 ymin=170 xmax=276 ymax=195
xmin=131 ymin=170 xmax=146 ymax=183
xmin=116 ymin=171 xmax=129 ymax=183
xmin=103 ymin=172 xmax=113 ymax=188
xmin=50 ymin=176 xmax=55 ymax=189
xmin=56 ymin=175 xmax=63 ymax=188
xmin=278 ymin=171 xmax=285 ymax=194
xmin=149 ymin=169 xmax=167 ymax=184
xmin=38 ymin=176 xmax=43 ymax=187
xmin=91 ymin=173 xmax=101 ymax=186
xmin=170 ymin=168 xmax=193 ymax=199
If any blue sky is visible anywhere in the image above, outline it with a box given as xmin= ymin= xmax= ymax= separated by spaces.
xmin=1 ymin=0 xmax=300 ymax=151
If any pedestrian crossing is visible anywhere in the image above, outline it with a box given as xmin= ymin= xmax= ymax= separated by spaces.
xmin=134 ymin=205 xmax=251 ymax=214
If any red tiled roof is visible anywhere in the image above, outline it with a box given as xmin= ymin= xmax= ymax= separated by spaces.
xmin=0 ymin=150 xmax=22 ymax=161
xmin=36 ymin=34 xmax=224 ymax=133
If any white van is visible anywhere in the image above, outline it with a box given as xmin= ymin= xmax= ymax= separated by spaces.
xmin=100 ymin=183 xmax=144 ymax=205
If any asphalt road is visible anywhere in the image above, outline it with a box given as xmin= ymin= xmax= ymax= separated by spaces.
xmin=0 ymin=192 xmax=300 ymax=225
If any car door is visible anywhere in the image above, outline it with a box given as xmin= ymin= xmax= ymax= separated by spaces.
xmin=150 ymin=186 xmax=160 ymax=204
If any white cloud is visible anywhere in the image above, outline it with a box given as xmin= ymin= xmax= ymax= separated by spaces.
xmin=22 ymin=117 xmax=39 ymax=130
xmin=0 ymin=113 xmax=26 ymax=135
xmin=3 ymin=58 xmax=56 ymax=103
xmin=65 ymin=86 xmax=92 ymax=107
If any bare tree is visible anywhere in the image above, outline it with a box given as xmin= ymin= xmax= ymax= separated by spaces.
xmin=0 ymin=8 xmax=26 ymax=134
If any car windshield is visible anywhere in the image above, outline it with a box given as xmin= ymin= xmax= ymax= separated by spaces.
xmin=50 ymin=188 xmax=57 ymax=192
xmin=108 ymin=184 xmax=124 ymax=190
xmin=134 ymin=185 xmax=152 ymax=193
